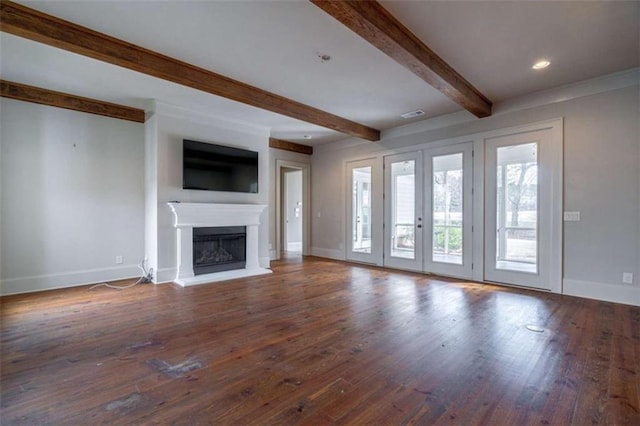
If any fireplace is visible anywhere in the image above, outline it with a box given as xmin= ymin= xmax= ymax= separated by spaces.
xmin=193 ymin=227 xmax=246 ymax=274
xmin=167 ymin=202 xmax=271 ymax=287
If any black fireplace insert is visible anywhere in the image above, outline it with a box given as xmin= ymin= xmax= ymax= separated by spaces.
xmin=193 ymin=226 xmax=246 ymax=275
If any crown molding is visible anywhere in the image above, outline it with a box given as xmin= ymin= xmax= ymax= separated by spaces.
xmin=150 ymin=101 xmax=270 ymax=138
xmin=493 ymin=67 xmax=639 ymax=115
xmin=317 ymin=68 xmax=639 ymax=153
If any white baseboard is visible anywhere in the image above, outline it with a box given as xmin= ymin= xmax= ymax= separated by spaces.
xmin=269 ymin=250 xmax=277 ymax=260
xmin=259 ymin=256 xmax=271 ymax=269
xmin=310 ymin=247 xmax=345 ymax=261
xmin=563 ymin=279 xmax=639 ymax=306
xmin=286 ymin=242 xmax=303 ymax=252
xmin=0 ymin=265 xmax=141 ymax=296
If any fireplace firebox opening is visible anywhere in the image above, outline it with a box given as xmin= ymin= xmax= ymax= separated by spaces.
xmin=193 ymin=227 xmax=246 ymax=275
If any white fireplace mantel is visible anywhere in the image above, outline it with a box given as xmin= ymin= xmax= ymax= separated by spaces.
xmin=167 ymin=202 xmax=271 ymax=286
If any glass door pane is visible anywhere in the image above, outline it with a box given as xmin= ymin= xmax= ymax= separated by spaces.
xmin=352 ymin=166 xmax=372 ymax=254
xmin=391 ymin=160 xmax=416 ymax=259
xmin=432 ymin=153 xmax=463 ymax=265
xmin=496 ymin=143 xmax=538 ymax=273
xmin=346 ymin=158 xmax=380 ymax=264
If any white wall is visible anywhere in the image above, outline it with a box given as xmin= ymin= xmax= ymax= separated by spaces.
xmin=1 ymin=99 xmax=145 ymax=295
xmin=311 ymin=84 xmax=640 ymax=306
xmin=146 ymin=103 xmax=271 ymax=283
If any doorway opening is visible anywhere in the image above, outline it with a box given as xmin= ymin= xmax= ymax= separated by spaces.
xmin=283 ymin=169 xmax=303 ymax=254
xmin=275 ymin=160 xmax=310 ymax=260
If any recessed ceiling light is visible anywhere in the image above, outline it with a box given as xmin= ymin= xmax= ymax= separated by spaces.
xmin=303 ymin=135 xmax=312 ymax=140
xmin=532 ymin=60 xmax=550 ymax=70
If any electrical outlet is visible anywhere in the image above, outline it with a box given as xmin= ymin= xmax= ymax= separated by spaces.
xmin=622 ymin=272 xmax=633 ymax=284
xmin=115 ymin=255 xmax=123 ymax=264
xmin=563 ymin=211 xmax=581 ymax=221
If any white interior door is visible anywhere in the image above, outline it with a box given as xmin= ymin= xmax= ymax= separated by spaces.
xmin=485 ymin=129 xmax=554 ymax=289
xmin=384 ymin=152 xmax=423 ymax=271
xmin=424 ymin=143 xmax=474 ymax=278
xmin=346 ymin=158 xmax=378 ymax=263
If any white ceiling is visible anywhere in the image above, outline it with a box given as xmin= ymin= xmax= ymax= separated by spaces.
xmin=381 ymin=0 xmax=640 ymax=101
xmin=1 ymin=0 xmax=638 ymax=146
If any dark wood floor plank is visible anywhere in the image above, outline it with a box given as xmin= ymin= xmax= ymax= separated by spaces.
xmin=544 ymin=297 xmax=601 ymax=424
xmin=1 ymin=256 xmax=638 ymax=425
xmin=571 ymin=301 xmax=618 ymax=425
xmin=606 ymin=305 xmax=640 ymax=424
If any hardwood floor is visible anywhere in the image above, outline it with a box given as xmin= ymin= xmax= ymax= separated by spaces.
xmin=1 ymin=256 xmax=638 ymax=425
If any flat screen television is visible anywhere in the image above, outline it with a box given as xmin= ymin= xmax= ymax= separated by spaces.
xmin=183 ymin=139 xmax=258 ymax=193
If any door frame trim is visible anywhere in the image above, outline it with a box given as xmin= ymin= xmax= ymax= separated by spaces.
xmin=479 ymin=118 xmax=563 ymax=293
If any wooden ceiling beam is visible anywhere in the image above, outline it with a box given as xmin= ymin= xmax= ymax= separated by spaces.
xmin=0 ymin=79 xmax=145 ymax=123
xmin=0 ymin=1 xmax=380 ymax=141
xmin=311 ymin=0 xmax=492 ymax=118
xmin=269 ymin=138 xmax=313 ymax=155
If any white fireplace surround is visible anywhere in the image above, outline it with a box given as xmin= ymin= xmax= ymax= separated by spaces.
xmin=167 ymin=202 xmax=271 ymax=286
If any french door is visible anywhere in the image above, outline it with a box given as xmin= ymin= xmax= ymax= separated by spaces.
xmin=346 ymin=158 xmax=380 ymax=264
xmin=424 ymin=143 xmax=474 ymax=278
xmin=384 ymin=152 xmax=423 ymax=271
xmin=383 ymin=146 xmax=473 ymax=276
xmin=484 ymin=128 xmax=555 ymax=289
xmin=352 ymin=119 xmax=561 ymax=288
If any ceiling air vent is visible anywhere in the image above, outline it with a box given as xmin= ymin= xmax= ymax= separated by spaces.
xmin=400 ymin=109 xmax=425 ymax=119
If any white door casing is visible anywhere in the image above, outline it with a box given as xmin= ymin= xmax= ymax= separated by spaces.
xmin=484 ymin=121 xmax=562 ymax=291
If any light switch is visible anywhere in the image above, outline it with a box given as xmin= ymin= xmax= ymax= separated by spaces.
xmin=563 ymin=211 xmax=580 ymax=221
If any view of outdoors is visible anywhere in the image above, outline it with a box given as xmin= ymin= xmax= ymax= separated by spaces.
xmin=496 ymin=143 xmax=538 ymax=273
xmin=391 ymin=160 xmax=415 ymax=259
xmin=432 ymin=153 xmax=463 ymax=264
xmin=352 ymin=166 xmax=372 ymax=253
xmin=351 ymin=144 xmax=539 ymax=273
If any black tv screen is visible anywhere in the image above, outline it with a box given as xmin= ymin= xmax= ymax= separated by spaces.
xmin=183 ymin=140 xmax=258 ymax=193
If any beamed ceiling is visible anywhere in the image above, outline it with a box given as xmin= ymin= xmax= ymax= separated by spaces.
xmin=1 ymin=0 xmax=638 ymax=149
